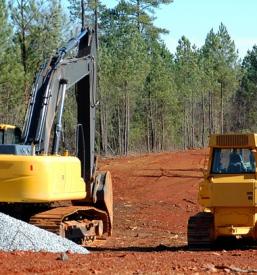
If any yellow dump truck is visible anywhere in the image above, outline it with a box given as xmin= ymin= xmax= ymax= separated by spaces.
xmin=188 ymin=134 xmax=257 ymax=248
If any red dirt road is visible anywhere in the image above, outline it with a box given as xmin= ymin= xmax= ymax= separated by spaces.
xmin=1 ymin=149 xmax=257 ymax=274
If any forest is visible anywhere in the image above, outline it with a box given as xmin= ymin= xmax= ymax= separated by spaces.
xmin=0 ymin=0 xmax=257 ymax=155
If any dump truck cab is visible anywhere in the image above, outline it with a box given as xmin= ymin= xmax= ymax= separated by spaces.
xmin=188 ymin=134 xmax=257 ymax=248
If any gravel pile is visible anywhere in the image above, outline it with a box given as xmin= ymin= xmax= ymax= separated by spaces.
xmin=0 ymin=213 xmax=89 ymax=254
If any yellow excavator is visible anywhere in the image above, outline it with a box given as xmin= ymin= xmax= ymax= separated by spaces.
xmin=0 ymin=28 xmax=113 ymax=245
xmin=188 ymin=133 xmax=257 ymax=248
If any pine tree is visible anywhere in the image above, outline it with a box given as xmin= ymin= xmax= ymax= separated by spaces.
xmin=141 ymin=41 xmax=175 ymax=151
xmin=175 ymin=36 xmax=202 ymax=148
xmin=9 ymin=0 xmax=64 ymax=100
xmin=201 ymin=23 xmax=240 ymax=134
xmin=233 ymin=46 xmax=257 ymax=131
xmin=0 ymin=1 xmax=23 ymax=124
xmin=127 ymin=0 xmax=173 ymax=35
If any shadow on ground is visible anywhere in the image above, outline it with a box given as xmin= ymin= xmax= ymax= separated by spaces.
xmin=88 ymin=244 xmax=187 ymax=253
xmin=88 ymin=240 xmax=257 ymax=253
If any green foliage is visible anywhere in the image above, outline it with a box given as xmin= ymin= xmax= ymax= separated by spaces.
xmin=175 ymin=37 xmax=202 ymax=146
xmin=0 ymin=0 xmax=24 ymax=126
xmin=68 ymin=0 xmax=96 ymax=26
xmin=9 ymin=0 xmax=63 ymax=76
xmin=127 ymin=0 xmax=173 ymax=35
xmin=200 ymin=23 xmax=240 ymax=135
xmin=233 ymin=46 xmax=257 ymax=131
xmin=142 ymin=41 xmax=176 ymax=150
xmin=1 ymin=0 xmax=63 ymax=127
xmin=99 ymin=20 xmax=150 ymax=154
xmin=88 ymin=3 xmax=243 ymax=154
xmin=0 ymin=0 xmax=254 ymax=155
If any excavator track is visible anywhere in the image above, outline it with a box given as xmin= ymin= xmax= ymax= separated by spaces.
xmin=187 ymin=212 xmax=214 ymax=250
xmin=29 ymin=206 xmax=110 ymax=245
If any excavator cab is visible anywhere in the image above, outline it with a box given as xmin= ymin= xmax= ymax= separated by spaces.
xmin=0 ymin=124 xmax=21 ymax=144
xmin=188 ymin=134 xmax=257 ymax=249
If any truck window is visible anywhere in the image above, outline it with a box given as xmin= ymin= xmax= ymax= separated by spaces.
xmin=211 ymin=148 xmax=256 ymax=174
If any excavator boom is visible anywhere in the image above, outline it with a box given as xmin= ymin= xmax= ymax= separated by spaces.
xmin=22 ymin=29 xmax=96 ymax=181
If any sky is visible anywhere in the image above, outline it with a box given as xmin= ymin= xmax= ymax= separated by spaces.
xmin=101 ymin=0 xmax=257 ymax=59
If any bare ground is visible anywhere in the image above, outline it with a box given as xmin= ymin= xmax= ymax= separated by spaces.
xmin=1 ymin=149 xmax=257 ymax=274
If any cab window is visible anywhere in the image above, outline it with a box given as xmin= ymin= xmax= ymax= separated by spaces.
xmin=211 ymin=148 xmax=256 ymax=174
xmin=0 ymin=127 xmax=21 ymax=144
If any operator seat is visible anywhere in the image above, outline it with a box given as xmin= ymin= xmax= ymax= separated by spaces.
xmin=227 ymin=152 xmax=244 ymax=173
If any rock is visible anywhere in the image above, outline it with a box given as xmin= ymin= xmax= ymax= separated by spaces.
xmin=204 ymin=263 xmax=218 ymax=272
xmin=211 ymin=252 xmax=220 ymax=256
xmin=57 ymin=252 xmax=69 ymax=261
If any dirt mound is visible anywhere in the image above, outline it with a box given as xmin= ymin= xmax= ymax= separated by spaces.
xmin=0 ymin=149 xmax=257 ymax=274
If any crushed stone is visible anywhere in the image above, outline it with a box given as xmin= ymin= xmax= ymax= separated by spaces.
xmin=0 ymin=213 xmax=89 ymax=254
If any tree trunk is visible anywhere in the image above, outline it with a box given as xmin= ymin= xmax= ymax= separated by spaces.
xmin=183 ymin=104 xmax=186 ymax=150
xmin=187 ymin=113 xmax=190 ymax=148
xmin=94 ymin=0 xmax=98 ymax=49
xmin=146 ymin=112 xmax=150 ymax=153
xmin=208 ymin=90 xmax=212 ymax=135
xmin=123 ymin=82 xmax=129 ymax=155
xmin=20 ymin=0 xmax=27 ymax=75
xmin=220 ymin=81 xmax=224 ymax=134
xmin=136 ymin=0 xmax=140 ymax=31
xmin=125 ymin=86 xmax=129 ymax=155
xmin=201 ymin=91 xmax=205 ymax=147
xmin=81 ymin=0 xmax=85 ymax=28
xmin=99 ymin=101 xmax=107 ymax=155
xmin=17 ymin=0 xmax=29 ymax=104
xmin=191 ymin=90 xmax=194 ymax=148
xmin=148 ymin=89 xmax=154 ymax=152
xmin=117 ymin=105 xmax=122 ymax=155
xmin=161 ymin=111 xmax=164 ymax=151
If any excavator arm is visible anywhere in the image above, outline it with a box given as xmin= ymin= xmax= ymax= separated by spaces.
xmin=22 ymin=28 xmax=96 ymax=182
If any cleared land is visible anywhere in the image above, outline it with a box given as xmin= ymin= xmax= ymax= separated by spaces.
xmin=1 ymin=149 xmax=257 ymax=274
